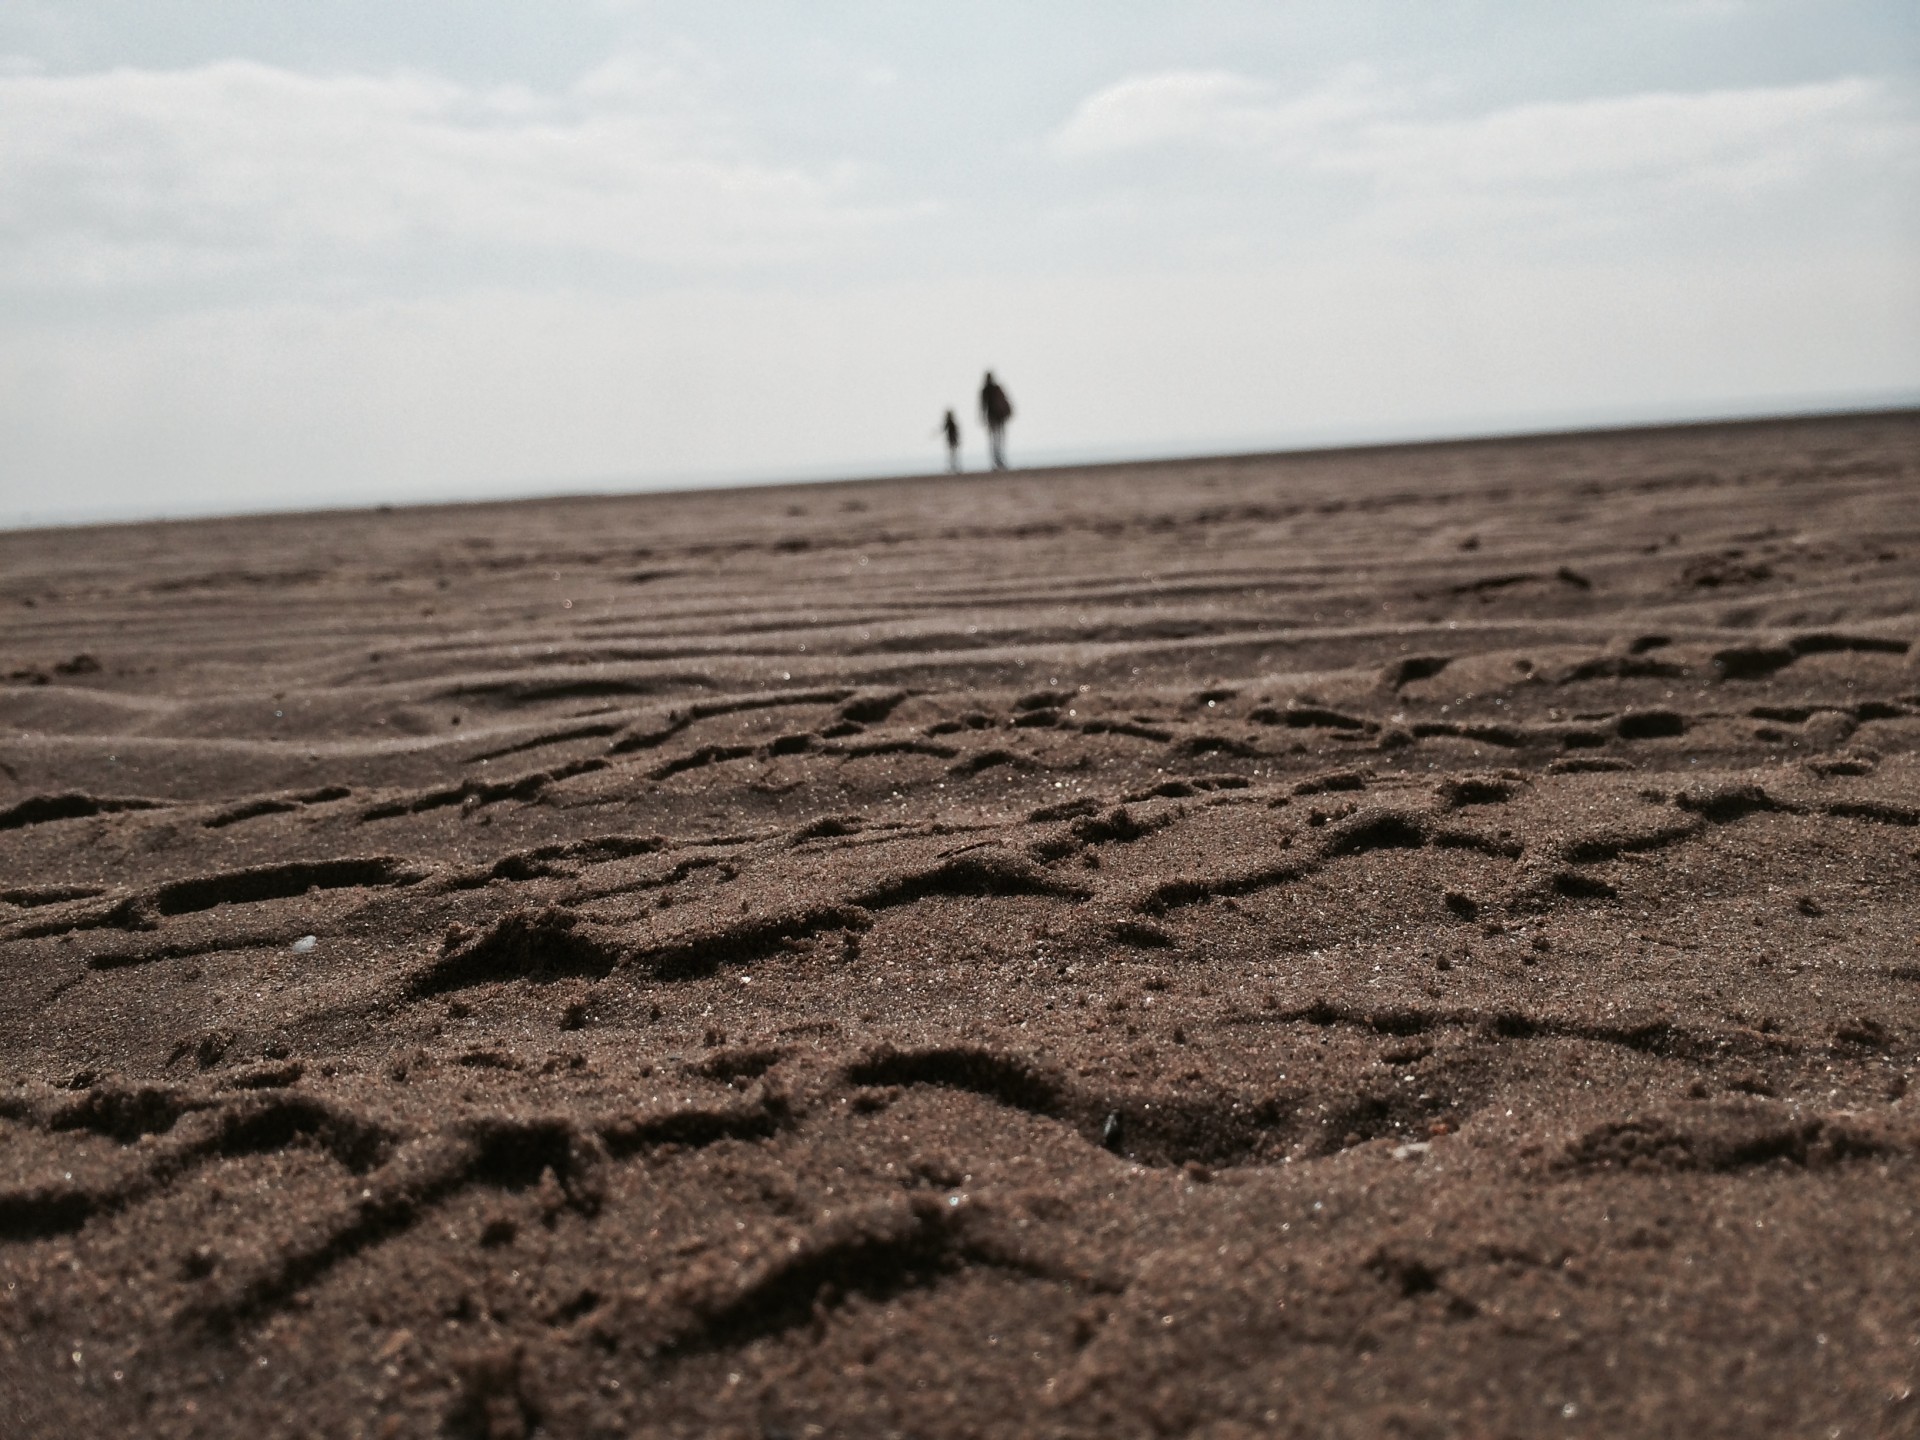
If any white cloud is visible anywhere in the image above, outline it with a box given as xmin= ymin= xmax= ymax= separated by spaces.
xmin=1053 ymin=69 xmax=1916 ymax=211
xmin=1346 ymin=77 xmax=1909 ymax=194
xmin=0 ymin=56 xmax=905 ymax=291
xmin=1051 ymin=67 xmax=1388 ymax=161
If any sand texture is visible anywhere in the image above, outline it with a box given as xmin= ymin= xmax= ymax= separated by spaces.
xmin=2 ymin=412 xmax=1918 ymax=1438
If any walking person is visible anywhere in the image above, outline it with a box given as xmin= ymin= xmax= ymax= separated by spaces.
xmin=937 ymin=409 xmax=961 ymax=473
xmin=979 ymin=372 xmax=1013 ymax=470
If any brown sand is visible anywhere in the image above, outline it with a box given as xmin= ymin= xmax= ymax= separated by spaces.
xmin=1 ymin=412 xmax=1917 ymax=1439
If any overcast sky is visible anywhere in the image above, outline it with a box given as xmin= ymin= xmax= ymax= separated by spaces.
xmin=3 ymin=2 xmax=1916 ymax=525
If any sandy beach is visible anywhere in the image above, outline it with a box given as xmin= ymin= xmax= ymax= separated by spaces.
xmin=2 ymin=410 xmax=1917 ymax=1438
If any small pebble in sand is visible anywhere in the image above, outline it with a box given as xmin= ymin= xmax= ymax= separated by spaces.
xmin=291 ymin=935 xmax=317 ymax=953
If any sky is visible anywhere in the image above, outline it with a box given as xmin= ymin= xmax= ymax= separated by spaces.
xmin=2 ymin=2 xmax=1917 ymax=526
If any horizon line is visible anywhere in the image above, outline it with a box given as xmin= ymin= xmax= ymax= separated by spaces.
xmin=6 ymin=390 xmax=1916 ymax=536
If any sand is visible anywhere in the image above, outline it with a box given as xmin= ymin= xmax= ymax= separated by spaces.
xmin=1 ymin=411 xmax=1917 ymax=1439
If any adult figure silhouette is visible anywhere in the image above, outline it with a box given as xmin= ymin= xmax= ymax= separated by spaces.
xmin=979 ymin=372 xmax=1013 ymax=470
xmin=938 ymin=409 xmax=961 ymax=473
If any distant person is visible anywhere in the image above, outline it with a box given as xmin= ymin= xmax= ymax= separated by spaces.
xmin=938 ymin=409 xmax=961 ymax=473
xmin=979 ymin=372 xmax=1013 ymax=470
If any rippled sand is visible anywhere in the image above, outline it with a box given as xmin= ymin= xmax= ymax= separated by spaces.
xmin=3 ymin=411 xmax=1917 ymax=1437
